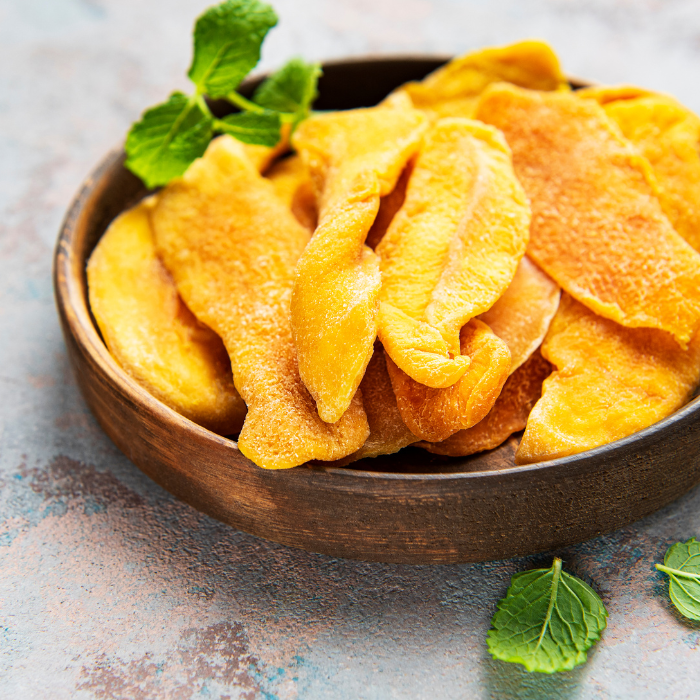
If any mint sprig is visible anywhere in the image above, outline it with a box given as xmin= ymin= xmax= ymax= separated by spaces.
xmin=487 ymin=558 xmax=608 ymax=673
xmin=656 ymin=537 xmax=700 ymax=620
xmin=124 ymin=0 xmax=321 ymax=188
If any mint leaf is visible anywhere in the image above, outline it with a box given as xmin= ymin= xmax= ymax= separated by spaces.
xmin=188 ymin=0 xmax=278 ymax=98
xmin=253 ymin=57 xmax=321 ymax=123
xmin=216 ymin=111 xmax=281 ymax=146
xmin=125 ymin=92 xmax=213 ymax=188
xmin=656 ymin=538 xmax=700 ymax=620
xmin=487 ymin=558 xmax=608 ymax=673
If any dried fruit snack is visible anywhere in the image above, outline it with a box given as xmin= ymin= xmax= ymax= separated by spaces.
xmin=291 ymin=105 xmax=428 ymax=423
xmin=377 ymin=118 xmax=529 ymax=388
xmin=336 ymin=343 xmax=418 ymax=463
xmin=152 ymin=136 xmax=369 ymax=469
xmin=479 ymin=256 xmax=560 ymax=374
xmin=265 ymin=154 xmax=318 ymax=232
xmin=389 ymin=40 xmax=568 ymax=120
xmin=87 ymin=197 xmax=247 ymax=435
xmin=578 ymin=86 xmax=700 ymax=252
xmin=516 ymin=294 xmax=700 ymax=464
xmin=420 ymin=349 xmax=552 ymax=457
xmin=386 ymin=319 xmax=511 ymax=442
xmin=476 ymin=83 xmax=700 ymax=347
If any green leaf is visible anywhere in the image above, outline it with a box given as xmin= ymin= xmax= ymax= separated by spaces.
xmin=188 ymin=0 xmax=278 ymax=98
xmin=656 ymin=538 xmax=700 ymax=620
xmin=125 ymin=92 xmax=213 ymax=188
xmin=252 ymin=57 xmax=321 ymax=123
xmin=216 ymin=111 xmax=282 ymax=147
xmin=487 ymin=558 xmax=608 ymax=673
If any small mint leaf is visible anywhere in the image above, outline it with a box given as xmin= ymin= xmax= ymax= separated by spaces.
xmin=253 ymin=57 xmax=321 ymax=123
xmin=216 ymin=111 xmax=281 ymax=147
xmin=188 ymin=0 xmax=278 ymax=98
xmin=125 ymin=92 xmax=213 ymax=188
xmin=656 ymin=537 xmax=700 ymax=621
xmin=487 ymin=558 xmax=608 ymax=673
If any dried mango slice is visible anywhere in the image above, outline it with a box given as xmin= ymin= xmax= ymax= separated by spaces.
xmin=476 ymin=84 xmax=700 ymax=347
xmin=385 ymin=319 xmax=511 ymax=442
xmin=420 ymin=349 xmax=552 ymax=456
xmin=265 ymin=154 xmax=318 ymax=232
xmin=337 ymin=343 xmax=417 ymax=464
xmin=377 ymin=118 xmax=529 ymax=388
xmin=479 ymin=256 xmax=560 ymax=374
xmin=389 ymin=40 xmax=568 ymax=120
xmin=87 ymin=198 xmax=247 ymax=435
xmin=516 ymin=294 xmax=700 ymax=465
xmin=578 ymin=85 xmax=700 ymax=251
xmin=152 ymin=136 xmax=369 ymax=469
xmin=291 ymin=106 xmax=428 ymax=423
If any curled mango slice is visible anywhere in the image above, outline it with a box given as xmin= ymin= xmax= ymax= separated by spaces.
xmin=377 ymin=118 xmax=529 ymax=388
xmin=419 ymin=349 xmax=552 ymax=457
xmin=479 ymin=256 xmax=560 ymax=374
xmin=265 ymin=154 xmax=317 ymax=232
xmin=336 ymin=343 xmax=417 ymax=464
xmin=516 ymin=294 xmax=700 ymax=465
xmin=476 ymin=84 xmax=700 ymax=347
xmin=578 ymin=85 xmax=700 ymax=252
xmin=87 ymin=198 xmax=247 ymax=435
xmin=291 ymin=106 xmax=428 ymax=423
xmin=152 ymin=136 xmax=369 ymax=469
xmin=385 ymin=319 xmax=511 ymax=443
xmin=389 ymin=40 xmax=568 ymax=120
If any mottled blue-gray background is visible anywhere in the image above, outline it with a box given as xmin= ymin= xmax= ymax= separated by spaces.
xmin=2 ymin=0 xmax=700 ymax=697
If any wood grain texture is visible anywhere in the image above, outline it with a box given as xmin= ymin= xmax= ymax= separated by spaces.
xmin=53 ymin=57 xmax=700 ymax=563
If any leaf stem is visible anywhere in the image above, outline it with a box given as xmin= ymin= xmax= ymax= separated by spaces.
xmin=535 ymin=558 xmax=562 ymax=651
xmin=226 ymin=90 xmax=268 ymax=114
xmin=655 ymin=563 xmax=700 ymax=581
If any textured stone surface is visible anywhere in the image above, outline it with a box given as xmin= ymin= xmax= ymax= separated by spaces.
xmin=2 ymin=0 xmax=700 ymax=697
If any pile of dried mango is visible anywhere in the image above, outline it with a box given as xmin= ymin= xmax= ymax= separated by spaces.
xmin=87 ymin=41 xmax=700 ymax=470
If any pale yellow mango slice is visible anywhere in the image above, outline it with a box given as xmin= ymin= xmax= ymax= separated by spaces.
xmin=87 ymin=198 xmax=246 ymax=435
xmin=419 ymin=349 xmax=552 ymax=457
xmin=388 ymin=40 xmax=568 ymax=120
xmin=385 ymin=319 xmax=511 ymax=442
xmin=476 ymin=84 xmax=700 ymax=347
xmin=265 ymin=154 xmax=317 ymax=232
xmin=578 ymin=85 xmax=700 ymax=252
xmin=377 ymin=118 xmax=529 ymax=388
xmin=336 ymin=343 xmax=417 ymax=464
xmin=152 ymin=136 xmax=369 ymax=469
xmin=516 ymin=294 xmax=700 ymax=464
xmin=291 ymin=105 xmax=428 ymax=423
xmin=479 ymin=256 xmax=560 ymax=374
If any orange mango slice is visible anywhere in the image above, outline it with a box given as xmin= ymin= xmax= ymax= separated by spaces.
xmin=476 ymin=84 xmax=700 ymax=347
xmin=87 ymin=197 xmax=247 ymax=435
xmin=385 ymin=319 xmax=511 ymax=442
xmin=389 ymin=40 xmax=568 ymax=120
xmin=420 ymin=348 xmax=552 ymax=457
xmin=265 ymin=154 xmax=317 ymax=232
xmin=516 ymin=294 xmax=700 ymax=464
xmin=337 ymin=343 xmax=417 ymax=463
xmin=578 ymin=85 xmax=700 ymax=252
xmin=152 ymin=136 xmax=369 ymax=469
xmin=479 ymin=256 xmax=560 ymax=374
xmin=291 ymin=105 xmax=428 ymax=423
xmin=377 ymin=118 xmax=529 ymax=388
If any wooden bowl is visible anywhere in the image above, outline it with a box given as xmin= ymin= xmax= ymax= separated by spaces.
xmin=54 ymin=56 xmax=700 ymax=564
